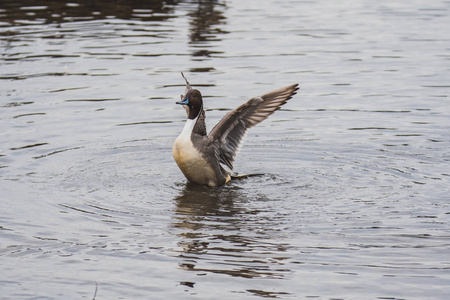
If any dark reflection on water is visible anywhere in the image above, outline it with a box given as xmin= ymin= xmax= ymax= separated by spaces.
xmin=0 ymin=0 xmax=228 ymax=42
xmin=187 ymin=1 xmax=227 ymax=44
xmin=187 ymin=1 xmax=227 ymax=64
xmin=0 ymin=0 xmax=228 ymax=69
xmin=172 ymin=183 xmax=291 ymax=280
xmin=0 ymin=0 xmax=180 ymax=25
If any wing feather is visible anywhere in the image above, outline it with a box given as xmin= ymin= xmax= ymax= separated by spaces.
xmin=208 ymin=84 xmax=299 ymax=170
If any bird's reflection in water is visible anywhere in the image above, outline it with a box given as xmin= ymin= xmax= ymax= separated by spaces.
xmin=171 ymin=182 xmax=292 ymax=280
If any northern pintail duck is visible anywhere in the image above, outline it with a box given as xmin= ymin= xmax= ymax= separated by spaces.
xmin=172 ymin=73 xmax=299 ymax=187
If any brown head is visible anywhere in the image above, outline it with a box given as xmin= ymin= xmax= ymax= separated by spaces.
xmin=176 ymin=89 xmax=203 ymax=120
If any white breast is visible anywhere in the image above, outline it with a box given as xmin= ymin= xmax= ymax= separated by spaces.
xmin=172 ymin=119 xmax=198 ymax=165
xmin=172 ymin=118 xmax=217 ymax=185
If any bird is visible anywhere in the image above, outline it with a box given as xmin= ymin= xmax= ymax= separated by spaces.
xmin=172 ymin=73 xmax=299 ymax=187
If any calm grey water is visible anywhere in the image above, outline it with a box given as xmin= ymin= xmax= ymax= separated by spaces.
xmin=1 ymin=1 xmax=450 ymax=299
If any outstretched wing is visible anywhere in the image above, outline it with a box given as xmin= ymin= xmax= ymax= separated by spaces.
xmin=208 ymin=84 xmax=299 ymax=170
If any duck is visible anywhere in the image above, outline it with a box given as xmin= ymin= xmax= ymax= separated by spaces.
xmin=172 ymin=73 xmax=299 ymax=187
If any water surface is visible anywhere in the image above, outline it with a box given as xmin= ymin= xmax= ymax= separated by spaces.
xmin=1 ymin=1 xmax=449 ymax=299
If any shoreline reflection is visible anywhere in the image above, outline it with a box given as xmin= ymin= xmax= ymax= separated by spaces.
xmin=0 ymin=0 xmax=179 ymax=26
xmin=0 ymin=0 xmax=228 ymax=69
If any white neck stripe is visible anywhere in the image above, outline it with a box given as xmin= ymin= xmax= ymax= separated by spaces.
xmin=179 ymin=117 xmax=197 ymax=139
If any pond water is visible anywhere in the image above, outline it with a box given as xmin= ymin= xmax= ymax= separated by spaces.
xmin=1 ymin=0 xmax=449 ymax=299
